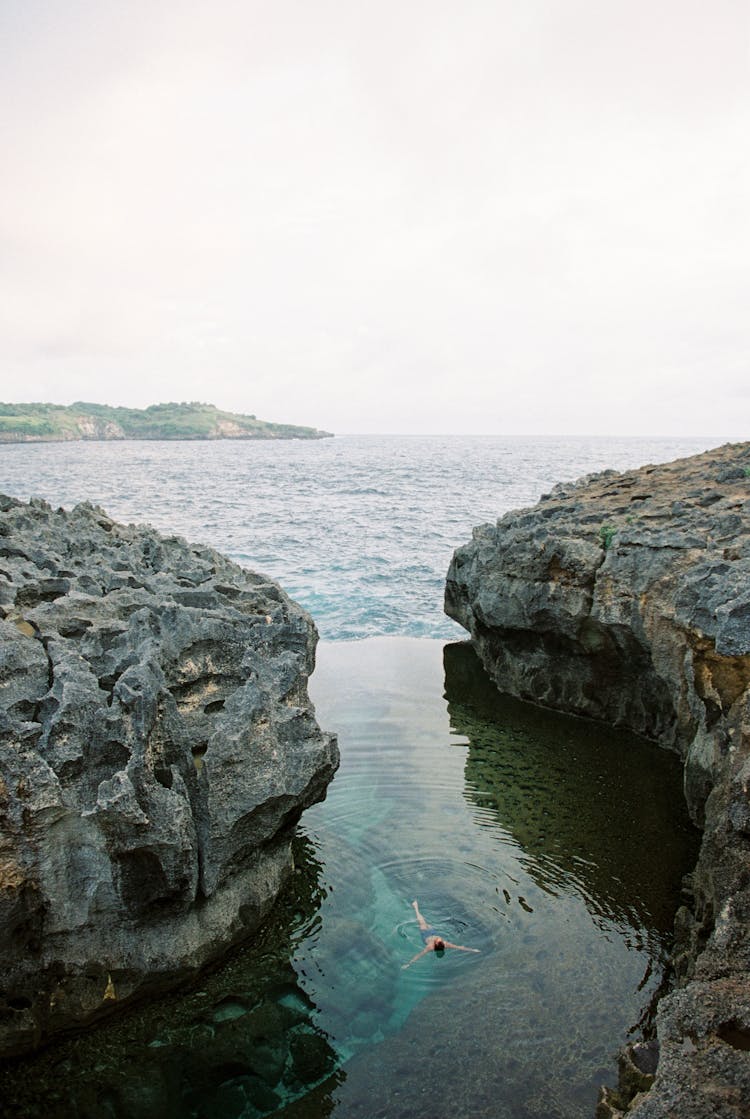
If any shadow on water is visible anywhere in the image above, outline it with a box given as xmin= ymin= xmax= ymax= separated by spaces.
xmin=443 ymin=642 xmax=701 ymax=946
xmin=0 ymin=835 xmax=344 ymax=1119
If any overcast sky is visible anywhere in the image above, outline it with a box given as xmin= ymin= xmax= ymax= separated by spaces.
xmin=1 ymin=1 xmax=748 ymax=435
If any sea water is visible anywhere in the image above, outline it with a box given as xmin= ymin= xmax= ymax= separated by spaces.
xmin=0 ymin=433 xmax=718 ymax=640
xmin=0 ymin=434 xmax=712 ymax=1117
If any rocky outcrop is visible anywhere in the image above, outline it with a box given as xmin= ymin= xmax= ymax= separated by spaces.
xmin=0 ymin=495 xmax=338 ymax=1057
xmin=445 ymin=442 xmax=750 ymax=1117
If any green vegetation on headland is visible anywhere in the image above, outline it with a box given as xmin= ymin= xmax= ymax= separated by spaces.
xmin=0 ymin=401 xmax=333 ymax=442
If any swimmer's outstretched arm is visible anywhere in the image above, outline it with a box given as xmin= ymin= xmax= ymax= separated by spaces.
xmin=401 ymin=946 xmax=430 ymax=970
xmin=443 ymin=941 xmax=481 ymax=954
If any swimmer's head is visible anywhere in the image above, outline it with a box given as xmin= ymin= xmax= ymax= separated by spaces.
xmin=433 ymin=937 xmax=446 ymax=954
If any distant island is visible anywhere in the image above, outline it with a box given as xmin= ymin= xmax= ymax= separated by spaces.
xmin=0 ymin=401 xmax=333 ymax=442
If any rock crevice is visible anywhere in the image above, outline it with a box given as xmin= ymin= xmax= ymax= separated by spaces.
xmin=0 ymin=495 xmax=338 ymax=1056
xmin=446 ymin=442 xmax=750 ymax=1117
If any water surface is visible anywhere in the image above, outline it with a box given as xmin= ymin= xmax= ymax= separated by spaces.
xmin=1 ymin=638 xmax=700 ymax=1118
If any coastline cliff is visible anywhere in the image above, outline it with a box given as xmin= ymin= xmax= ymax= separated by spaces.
xmin=446 ymin=442 xmax=750 ymax=1117
xmin=0 ymin=495 xmax=338 ymax=1056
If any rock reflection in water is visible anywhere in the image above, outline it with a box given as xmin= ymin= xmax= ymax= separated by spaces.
xmin=443 ymin=641 xmax=701 ymax=945
xmin=0 ymin=835 xmax=342 ymax=1119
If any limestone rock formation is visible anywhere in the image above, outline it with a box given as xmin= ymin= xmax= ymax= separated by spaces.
xmin=446 ymin=442 xmax=750 ymax=1117
xmin=0 ymin=495 xmax=338 ymax=1056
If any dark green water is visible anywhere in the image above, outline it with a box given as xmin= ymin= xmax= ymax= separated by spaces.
xmin=0 ymin=638 xmax=700 ymax=1119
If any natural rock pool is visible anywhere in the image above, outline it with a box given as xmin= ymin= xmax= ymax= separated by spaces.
xmin=0 ymin=637 xmax=700 ymax=1118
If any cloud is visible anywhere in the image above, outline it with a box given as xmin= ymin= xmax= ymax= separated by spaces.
xmin=0 ymin=0 xmax=748 ymax=434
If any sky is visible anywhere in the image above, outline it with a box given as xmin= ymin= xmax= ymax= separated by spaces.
xmin=1 ymin=0 xmax=748 ymax=436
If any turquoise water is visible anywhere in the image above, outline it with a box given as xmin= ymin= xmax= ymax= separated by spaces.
xmin=0 ymin=638 xmax=700 ymax=1118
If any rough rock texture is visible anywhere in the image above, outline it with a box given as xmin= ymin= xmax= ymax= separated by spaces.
xmin=445 ymin=442 xmax=750 ymax=1118
xmin=0 ymin=494 xmax=338 ymax=1057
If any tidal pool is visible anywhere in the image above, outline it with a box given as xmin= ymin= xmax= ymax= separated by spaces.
xmin=0 ymin=638 xmax=700 ymax=1118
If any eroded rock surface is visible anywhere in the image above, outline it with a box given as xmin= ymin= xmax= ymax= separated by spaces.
xmin=0 ymin=495 xmax=338 ymax=1056
xmin=446 ymin=442 xmax=750 ymax=1117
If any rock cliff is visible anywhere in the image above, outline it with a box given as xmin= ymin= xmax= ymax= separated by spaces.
xmin=445 ymin=442 xmax=750 ymax=1117
xmin=0 ymin=495 xmax=338 ymax=1056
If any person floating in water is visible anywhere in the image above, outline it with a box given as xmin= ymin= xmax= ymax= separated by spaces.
xmin=401 ymin=899 xmax=481 ymax=969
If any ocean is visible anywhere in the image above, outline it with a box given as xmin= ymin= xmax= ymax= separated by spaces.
xmin=0 ymin=432 xmax=722 ymax=640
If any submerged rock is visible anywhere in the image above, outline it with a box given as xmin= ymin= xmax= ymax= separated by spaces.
xmin=0 ymin=495 xmax=338 ymax=1056
xmin=445 ymin=442 xmax=750 ymax=1117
